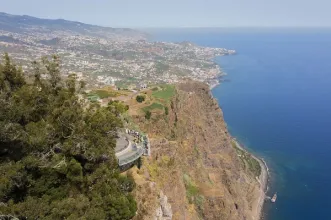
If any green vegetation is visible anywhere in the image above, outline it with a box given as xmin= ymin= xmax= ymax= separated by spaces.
xmin=183 ymin=174 xmax=199 ymax=200
xmin=146 ymin=160 xmax=159 ymax=181
xmin=142 ymin=102 xmax=164 ymax=112
xmin=183 ymin=174 xmax=205 ymax=215
xmin=145 ymin=156 xmax=174 ymax=183
xmin=231 ymin=141 xmax=261 ymax=177
xmin=145 ymin=110 xmax=152 ymax=120
xmin=115 ymin=81 xmax=130 ymax=89
xmin=89 ymin=89 xmax=120 ymax=99
xmin=108 ymin=100 xmax=129 ymax=113
xmin=152 ymin=84 xmax=175 ymax=102
xmin=0 ymin=54 xmax=136 ymax=219
xmin=87 ymin=94 xmax=99 ymax=102
xmin=165 ymin=106 xmax=169 ymax=115
xmin=136 ymin=95 xmax=145 ymax=103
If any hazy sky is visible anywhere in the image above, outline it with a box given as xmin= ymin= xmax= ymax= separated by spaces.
xmin=1 ymin=0 xmax=330 ymax=27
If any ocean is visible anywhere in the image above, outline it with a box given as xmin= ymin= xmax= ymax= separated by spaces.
xmin=149 ymin=28 xmax=331 ymax=220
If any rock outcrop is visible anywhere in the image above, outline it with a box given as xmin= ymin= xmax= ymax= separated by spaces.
xmin=155 ymin=191 xmax=173 ymax=220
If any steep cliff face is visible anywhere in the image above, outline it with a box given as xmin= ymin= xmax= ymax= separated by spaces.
xmin=131 ymin=81 xmax=261 ymax=220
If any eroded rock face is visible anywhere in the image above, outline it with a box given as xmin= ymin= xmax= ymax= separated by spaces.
xmin=134 ymin=81 xmax=261 ymax=220
xmin=154 ymin=191 xmax=172 ymax=220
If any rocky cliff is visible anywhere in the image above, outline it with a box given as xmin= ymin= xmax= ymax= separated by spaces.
xmin=130 ymin=81 xmax=263 ymax=220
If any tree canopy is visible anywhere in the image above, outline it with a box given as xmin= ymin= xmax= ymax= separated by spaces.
xmin=135 ymin=95 xmax=145 ymax=103
xmin=0 ymin=54 xmax=136 ymax=219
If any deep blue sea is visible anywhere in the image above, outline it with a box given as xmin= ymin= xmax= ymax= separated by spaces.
xmin=149 ymin=28 xmax=331 ymax=220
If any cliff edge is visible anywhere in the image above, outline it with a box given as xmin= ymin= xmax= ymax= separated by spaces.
xmin=130 ymin=81 xmax=264 ymax=220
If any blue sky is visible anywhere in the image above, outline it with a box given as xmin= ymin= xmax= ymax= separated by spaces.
xmin=1 ymin=0 xmax=330 ymax=27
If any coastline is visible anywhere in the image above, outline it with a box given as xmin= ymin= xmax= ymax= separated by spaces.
xmin=208 ymin=54 xmax=268 ymax=220
xmin=210 ymin=81 xmax=269 ymax=220
xmin=232 ymin=138 xmax=269 ymax=220
xmin=208 ymin=73 xmax=227 ymax=90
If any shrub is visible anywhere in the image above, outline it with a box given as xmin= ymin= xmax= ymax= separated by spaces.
xmin=145 ymin=110 xmax=152 ymax=119
xmin=165 ymin=106 xmax=169 ymax=115
xmin=136 ymin=95 xmax=145 ymax=103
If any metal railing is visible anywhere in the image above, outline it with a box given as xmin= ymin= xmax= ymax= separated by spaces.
xmin=118 ymin=147 xmax=144 ymax=166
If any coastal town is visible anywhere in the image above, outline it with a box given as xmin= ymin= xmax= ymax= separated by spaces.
xmin=0 ymin=12 xmax=235 ymax=89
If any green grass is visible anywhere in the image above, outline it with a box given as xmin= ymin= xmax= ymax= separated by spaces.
xmin=142 ymin=102 xmax=164 ymax=112
xmin=184 ymin=175 xmax=199 ymax=200
xmin=246 ymin=156 xmax=261 ymax=177
xmin=232 ymin=141 xmax=261 ymax=177
xmin=183 ymin=174 xmax=205 ymax=215
xmin=87 ymin=95 xmax=99 ymax=102
xmin=89 ymin=90 xmax=120 ymax=99
xmin=152 ymin=85 xmax=175 ymax=102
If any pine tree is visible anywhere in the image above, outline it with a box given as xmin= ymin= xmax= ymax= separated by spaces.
xmin=0 ymin=54 xmax=137 ymax=219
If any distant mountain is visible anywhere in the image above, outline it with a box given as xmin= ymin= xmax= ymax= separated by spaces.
xmin=0 ymin=12 xmax=147 ymax=39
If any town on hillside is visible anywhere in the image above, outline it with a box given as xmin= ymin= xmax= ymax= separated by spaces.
xmin=0 ymin=13 xmax=235 ymax=90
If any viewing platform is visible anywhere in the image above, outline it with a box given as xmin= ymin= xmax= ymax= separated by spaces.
xmin=115 ymin=129 xmax=150 ymax=169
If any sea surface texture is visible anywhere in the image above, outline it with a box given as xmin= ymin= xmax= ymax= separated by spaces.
xmin=150 ymin=28 xmax=331 ymax=220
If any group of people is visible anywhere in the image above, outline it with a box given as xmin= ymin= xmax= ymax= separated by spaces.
xmin=125 ymin=128 xmax=150 ymax=156
xmin=125 ymin=129 xmax=143 ymax=143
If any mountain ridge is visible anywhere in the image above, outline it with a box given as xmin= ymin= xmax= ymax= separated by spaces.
xmin=0 ymin=11 xmax=147 ymax=39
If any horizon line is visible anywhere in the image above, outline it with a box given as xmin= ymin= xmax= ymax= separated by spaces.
xmin=136 ymin=26 xmax=331 ymax=29
xmin=1 ymin=11 xmax=331 ymax=30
